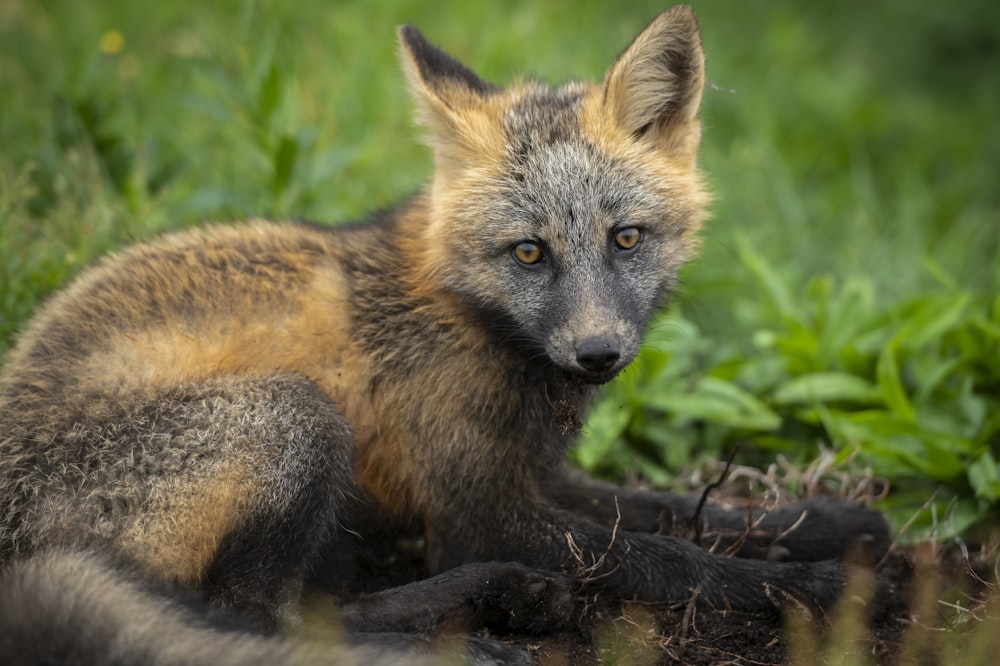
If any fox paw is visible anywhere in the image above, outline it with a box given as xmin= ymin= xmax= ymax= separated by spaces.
xmin=724 ymin=498 xmax=889 ymax=564
xmin=474 ymin=562 xmax=575 ymax=633
xmin=766 ymin=558 xmax=888 ymax=617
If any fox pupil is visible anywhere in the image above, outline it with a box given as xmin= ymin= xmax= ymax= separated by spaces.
xmin=512 ymin=242 xmax=543 ymax=266
xmin=614 ymin=227 xmax=642 ymax=251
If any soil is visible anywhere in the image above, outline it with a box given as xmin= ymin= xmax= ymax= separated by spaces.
xmin=507 ymin=545 xmax=996 ymax=665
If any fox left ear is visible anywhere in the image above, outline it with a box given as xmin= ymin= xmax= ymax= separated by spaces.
xmin=398 ymin=26 xmax=499 ymax=169
xmin=601 ymin=6 xmax=705 ymax=162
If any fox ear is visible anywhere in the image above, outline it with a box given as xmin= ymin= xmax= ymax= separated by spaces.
xmin=398 ymin=26 xmax=499 ymax=168
xmin=601 ymin=6 xmax=705 ymax=161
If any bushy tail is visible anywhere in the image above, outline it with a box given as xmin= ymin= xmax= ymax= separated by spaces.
xmin=0 ymin=550 xmax=532 ymax=666
xmin=0 ymin=550 xmax=302 ymax=665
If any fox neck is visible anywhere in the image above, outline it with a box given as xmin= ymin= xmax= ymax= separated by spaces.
xmin=388 ymin=194 xmax=600 ymax=434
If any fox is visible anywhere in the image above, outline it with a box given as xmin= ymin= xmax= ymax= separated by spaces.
xmin=0 ymin=6 xmax=889 ymax=664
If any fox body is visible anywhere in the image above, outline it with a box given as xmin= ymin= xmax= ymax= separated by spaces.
xmin=0 ymin=7 xmax=887 ymax=664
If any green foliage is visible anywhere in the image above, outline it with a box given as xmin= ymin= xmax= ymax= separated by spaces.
xmin=2 ymin=0 xmax=999 ymax=538
xmin=577 ymin=240 xmax=1000 ymax=539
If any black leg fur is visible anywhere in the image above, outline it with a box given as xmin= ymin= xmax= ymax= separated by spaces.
xmin=339 ymin=561 xmax=573 ymax=635
xmin=544 ymin=467 xmax=890 ymax=563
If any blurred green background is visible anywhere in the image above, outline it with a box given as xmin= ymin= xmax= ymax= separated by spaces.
xmin=2 ymin=0 xmax=998 ymax=539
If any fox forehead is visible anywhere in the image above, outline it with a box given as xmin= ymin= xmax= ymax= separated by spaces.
xmin=497 ymin=141 xmax=656 ymax=242
xmin=501 ymin=81 xmax=588 ymax=149
xmin=466 ymin=84 xmax=679 ymax=245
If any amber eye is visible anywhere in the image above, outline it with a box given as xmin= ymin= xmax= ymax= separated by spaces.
xmin=614 ymin=227 xmax=642 ymax=251
xmin=512 ymin=242 xmax=544 ymax=266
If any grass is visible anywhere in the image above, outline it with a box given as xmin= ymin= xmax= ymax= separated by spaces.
xmin=2 ymin=0 xmax=999 ymax=541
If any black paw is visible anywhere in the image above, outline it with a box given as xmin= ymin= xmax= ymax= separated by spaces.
xmin=767 ymin=559 xmax=848 ymax=613
xmin=722 ymin=498 xmax=889 ymax=564
xmin=700 ymin=554 xmax=851 ymax=614
xmin=767 ymin=558 xmax=891 ymax=621
xmin=762 ymin=498 xmax=889 ymax=563
xmin=474 ymin=562 xmax=575 ymax=633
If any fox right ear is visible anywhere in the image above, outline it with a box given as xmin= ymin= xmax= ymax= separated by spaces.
xmin=398 ymin=26 xmax=498 ymax=101
xmin=601 ymin=6 xmax=705 ymax=163
xmin=398 ymin=26 xmax=500 ymax=170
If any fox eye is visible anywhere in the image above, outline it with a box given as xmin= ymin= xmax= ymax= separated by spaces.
xmin=614 ymin=227 xmax=643 ymax=251
xmin=512 ymin=241 xmax=544 ymax=266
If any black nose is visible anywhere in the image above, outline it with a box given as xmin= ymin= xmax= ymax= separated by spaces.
xmin=575 ymin=336 xmax=621 ymax=374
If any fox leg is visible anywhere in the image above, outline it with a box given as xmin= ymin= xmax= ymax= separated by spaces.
xmin=183 ymin=375 xmax=356 ymax=627
xmin=133 ymin=373 xmax=355 ymax=629
xmin=543 ymin=467 xmax=889 ymax=563
xmin=12 ymin=372 xmax=353 ymax=630
xmin=430 ymin=498 xmax=858 ymax=612
xmin=339 ymin=560 xmax=573 ymax=635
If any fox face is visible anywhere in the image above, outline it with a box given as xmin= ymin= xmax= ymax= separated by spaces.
xmin=399 ymin=8 xmax=709 ymax=384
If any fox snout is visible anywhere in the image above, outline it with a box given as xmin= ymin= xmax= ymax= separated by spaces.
xmin=547 ymin=325 xmax=638 ymax=384
xmin=575 ymin=336 xmax=621 ymax=375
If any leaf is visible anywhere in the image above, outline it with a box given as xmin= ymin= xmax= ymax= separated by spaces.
xmin=880 ymin=495 xmax=983 ymax=544
xmin=734 ymin=235 xmax=802 ymax=325
xmin=257 ymin=63 xmax=283 ymax=127
xmin=822 ymin=409 xmax=969 ymax=482
xmin=308 ymin=146 xmax=360 ymax=185
xmin=638 ymin=419 xmax=693 ymax=471
xmin=971 ymin=311 xmax=1000 ymax=341
xmin=968 ymin=451 xmax=1000 ymax=500
xmin=631 ymin=453 xmax=674 ymax=488
xmin=818 ymin=276 xmax=877 ymax=365
xmin=645 ymin=376 xmax=781 ymax=431
xmin=895 ymin=292 xmax=971 ymax=351
xmin=576 ymin=397 xmax=633 ymax=471
xmin=772 ymin=371 xmax=877 ymax=405
xmin=271 ymin=134 xmax=298 ymax=199
xmin=876 ymin=341 xmax=915 ymax=420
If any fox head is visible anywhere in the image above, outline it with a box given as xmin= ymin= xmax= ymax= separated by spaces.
xmin=399 ymin=6 xmax=709 ymax=384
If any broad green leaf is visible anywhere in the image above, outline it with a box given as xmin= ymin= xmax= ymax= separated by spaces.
xmin=772 ymin=371 xmax=877 ymax=405
xmin=645 ymin=377 xmax=781 ymax=431
xmin=822 ymin=409 xmax=969 ymax=482
xmin=638 ymin=419 xmax=693 ymax=471
xmin=922 ymin=255 xmax=959 ymax=292
xmin=750 ymin=435 xmax=801 ymax=453
xmin=968 ymin=451 xmax=1000 ymax=500
xmin=971 ymin=311 xmax=1000 ymax=341
xmin=774 ymin=323 xmax=821 ymax=374
xmin=976 ymin=410 xmax=1000 ymax=445
xmin=631 ymin=453 xmax=674 ymax=488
